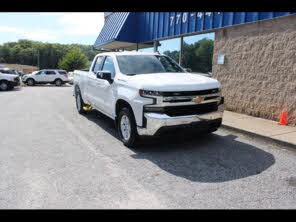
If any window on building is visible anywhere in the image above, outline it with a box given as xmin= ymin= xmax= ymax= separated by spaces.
xmin=158 ymin=38 xmax=181 ymax=64
xmin=138 ymin=47 xmax=154 ymax=53
xmin=182 ymin=33 xmax=215 ymax=73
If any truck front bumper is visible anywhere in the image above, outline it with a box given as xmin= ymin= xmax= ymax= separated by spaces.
xmin=137 ymin=103 xmax=224 ymax=136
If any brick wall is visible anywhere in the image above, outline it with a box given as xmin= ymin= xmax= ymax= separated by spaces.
xmin=212 ymin=15 xmax=296 ymax=125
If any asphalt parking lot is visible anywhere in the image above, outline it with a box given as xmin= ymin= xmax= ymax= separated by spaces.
xmin=0 ymin=86 xmax=296 ymax=209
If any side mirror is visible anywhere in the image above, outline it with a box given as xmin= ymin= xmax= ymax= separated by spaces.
xmin=185 ymin=68 xmax=192 ymax=73
xmin=96 ymin=71 xmax=113 ymax=84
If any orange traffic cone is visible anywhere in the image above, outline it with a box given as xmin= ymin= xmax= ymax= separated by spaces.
xmin=278 ymin=111 xmax=288 ymax=125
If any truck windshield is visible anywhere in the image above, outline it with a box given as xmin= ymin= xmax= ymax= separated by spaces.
xmin=116 ymin=55 xmax=185 ymax=75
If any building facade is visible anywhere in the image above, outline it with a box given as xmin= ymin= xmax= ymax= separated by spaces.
xmin=95 ymin=12 xmax=296 ymax=125
xmin=213 ymin=15 xmax=296 ymax=125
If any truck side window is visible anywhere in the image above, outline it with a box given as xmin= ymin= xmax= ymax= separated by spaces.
xmin=92 ymin=56 xmax=104 ymax=74
xmin=102 ymin=56 xmax=116 ymax=78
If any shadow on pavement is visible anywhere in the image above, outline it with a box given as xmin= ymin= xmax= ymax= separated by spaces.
xmin=84 ymin=110 xmax=275 ymax=183
xmin=0 ymin=87 xmax=22 ymax=93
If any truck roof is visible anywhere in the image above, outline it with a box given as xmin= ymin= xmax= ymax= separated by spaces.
xmin=95 ymin=51 xmax=161 ymax=57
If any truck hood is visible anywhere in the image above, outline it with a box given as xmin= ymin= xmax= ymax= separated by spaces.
xmin=126 ymin=72 xmax=221 ymax=91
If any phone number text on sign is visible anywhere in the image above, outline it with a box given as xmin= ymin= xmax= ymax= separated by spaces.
xmin=169 ymin=12 xmax=220 ymax=26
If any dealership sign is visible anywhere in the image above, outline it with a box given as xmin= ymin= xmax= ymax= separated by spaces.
xmin=137 ymin=12 xmax=295 ymax=42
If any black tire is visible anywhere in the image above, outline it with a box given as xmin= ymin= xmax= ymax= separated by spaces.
xmin=0 ymin=81 xmax=9 ymax=91
xmin=207 ymin=127 xmax=218 ymax=134
xmin=75 ymin=87 xmax=86 ymax=114
xmin=26 ymin=78 xmax=35 ymax=86
xmin=7 ymin=84 xmax=14 ymax=90
xmin=206 ymin=119 xmax=222 ymax=134
xmin=117 ymin=107 xmax=139 ymax=148
xmin=55 ymin=79 xmax=63 ymax=86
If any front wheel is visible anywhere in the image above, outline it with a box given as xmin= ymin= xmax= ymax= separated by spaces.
xmin=26 ymin=78 xmax=35 ymax=86
xmin=117 ymin=107 xmax=139 ymax=148
xmin=0 ymin=81 xmax=9 ymax=91
xmin=75 ymin=88 xmax=86 ymax=114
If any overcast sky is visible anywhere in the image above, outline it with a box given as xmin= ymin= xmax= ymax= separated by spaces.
xmin=0 ymin=13 xmax=105 ymax=45
xmin=0 ymin=12 xmax=214 ymax=48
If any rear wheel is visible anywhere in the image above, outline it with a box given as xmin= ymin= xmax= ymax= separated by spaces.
xmin=117 ymin=107 xmax=139 ymax=148
xmin=75 ymin=88 xmax=86 ymax=114
xmin=0 ymin=81 xmax=9 ymax=91
xmin=55 ymin=79 xmax=63 ymax=86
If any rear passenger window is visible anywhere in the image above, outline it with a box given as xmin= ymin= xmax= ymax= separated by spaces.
xmin=46 ymin=71 xmax=56 ymax=75
xmin=58 ymin=71 xmax=67 ymax=75
xmin=92 ymin=56 xmax=104 ymax=74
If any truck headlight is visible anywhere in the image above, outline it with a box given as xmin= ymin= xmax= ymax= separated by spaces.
xmin=139 ymin=90 xmax=162 ymax=97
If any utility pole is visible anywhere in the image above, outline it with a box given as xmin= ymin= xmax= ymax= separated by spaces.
xmin=36 ymin=50 xmax=40 ymax=70
xmin=179 ymin=36 xmax=183 ymax=66
xmin=153 ymin=41 xmax=158 ymax=52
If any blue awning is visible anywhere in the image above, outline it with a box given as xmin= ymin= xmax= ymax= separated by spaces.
xmin=93 ymin=12 xmax=138 ymax=50
xmin=94 ymin=12 xmax=296 ymax=50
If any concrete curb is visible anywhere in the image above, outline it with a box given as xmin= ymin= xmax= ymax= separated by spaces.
xmin=221 ymin=124 xmax=296 ymax=149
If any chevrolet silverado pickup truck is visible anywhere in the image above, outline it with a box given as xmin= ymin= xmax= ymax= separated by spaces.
xmin=74 ymin=52 xmax=224 ymax=147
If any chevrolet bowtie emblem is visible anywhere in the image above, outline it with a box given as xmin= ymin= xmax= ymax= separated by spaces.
xmin=193 ymin=97 xmax=204 ymax=103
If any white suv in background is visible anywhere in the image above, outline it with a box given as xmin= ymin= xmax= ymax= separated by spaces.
xmin=0 ymin=68 xmax=21 ymax=91
xmin=22 ymin=69 xmax=70 ymax=86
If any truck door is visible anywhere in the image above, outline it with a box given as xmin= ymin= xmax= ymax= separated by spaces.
xmin=86 ymin=56 xmax=105 ymax=108
xmin=96 ymin=56 xmax=116 ymax=116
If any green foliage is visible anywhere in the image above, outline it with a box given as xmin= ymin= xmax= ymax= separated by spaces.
xmin=0 ymin=39 xmax=97 ymax=70
xmin=58 ymin=48 xmax=88 ymax=72
xmin=163 ymin=38 xmax=214 ymax=73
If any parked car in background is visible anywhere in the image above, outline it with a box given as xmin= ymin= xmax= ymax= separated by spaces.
xmin=74 ymin=51 xmax=224 ymax=147
xmin=22 ymin=69 xmax=70 ymax=86
xmin=0 ymin=69 xmax=21 ymax=91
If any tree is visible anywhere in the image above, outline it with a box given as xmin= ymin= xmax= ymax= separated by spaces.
xmin=0 ymin=39 xmax=97 ymax=69
xmin=181 ymin=38 xmax=214 ymax=73
xmin=58 ymin=48 xmax=88 ymax=72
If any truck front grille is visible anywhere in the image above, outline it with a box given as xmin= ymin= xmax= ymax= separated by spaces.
xmin=161 ymin=88 xmax=219 ymax=97
xmin=144 ymin=102 xmax=218 ymax=117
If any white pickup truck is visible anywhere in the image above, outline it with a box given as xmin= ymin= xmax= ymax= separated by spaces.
xmin=74 ymin=52 xmax=224 ymax=147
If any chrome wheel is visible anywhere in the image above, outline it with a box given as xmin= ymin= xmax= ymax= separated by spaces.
xmin=120 ymin=115 xmax=131 ymax=141
xmin=0 ymin=82 xmax=8 ymax=91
